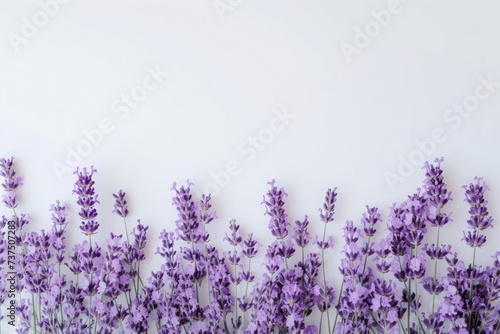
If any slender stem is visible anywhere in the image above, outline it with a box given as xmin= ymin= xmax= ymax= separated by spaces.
xmin=136 ymin=260 xmax=142 ymax=293
xmin=361 ymin=236 xmax=372 ymax=280
xmin=113 ymin=299 xmax=125 ymax=333
xmin=320 ymin=222 xmax=331 ymax=333
xmin=319 ymin=312 xmax=323 ymax=334
xmin=494 ymin=317 xmax=500 ymax=333
xmin=301 ymin=246 xmax=305 ymax=265
xmin=191 ymin=243 xmax=200 ymax=304
xmin=430 ymin=227 xmax=441 ymax=334
xmin=280 ymin=239 xmax=289 ymax=270
xmin=88 ymin=235 xmax=94 ymax=334
xmin=333 ymin=279 xmax=344 ymax=331
xmin=31 ymin=293 xmax=37 ymax=333
xmin=233 ymin=245 xmax=239 ymax=330
xmin=58 ymin=262 xmax=64 ymax=330
xmin=468 ymin=244 xmax=478 ymax=331
xmin=245 ymin=257 xmax=252 ymax=297
xmin=398 ymin=318 xmax=407 ymax=334
xmin=407 ymin=271 xmax=412 ymax=331
xmin=397 ymin=254 xmax=411 ymax=333
xmin=123 ymin=217 xmax=130 ymax=245
xmin=203 ymin=245 xmax=212 ymax=305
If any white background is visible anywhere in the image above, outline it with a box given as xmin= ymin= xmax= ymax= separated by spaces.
xmin=1 ymin=0 xmax=500 ymax=331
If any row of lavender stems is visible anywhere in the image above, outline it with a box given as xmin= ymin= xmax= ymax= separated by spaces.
xmin=0 ymin=157 xmax=498 ymax=333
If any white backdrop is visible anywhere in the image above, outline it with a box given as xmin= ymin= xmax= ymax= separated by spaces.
xmin=1 ymin=0 xmax=500 ymax=331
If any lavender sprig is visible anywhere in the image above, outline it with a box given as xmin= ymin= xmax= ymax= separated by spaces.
xmin=318 ymin=187 xmax=337 ymax=334
xmin=0 ymin=157 xmax=22 ymax=211
xmin=420 ymin=158 xmax=453 ymax=333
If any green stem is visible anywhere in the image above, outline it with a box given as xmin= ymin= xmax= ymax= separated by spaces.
xmin=113 ymin=300 xmax=125 ymax=333
xmin=319 ymin=312 xmax=323 ymax=334
xmin=397 ymin=255 xmax=410 ymax=333
xmin=191 ymin=243 xmax=200 ymax=305
xmin=398 ymin=318 xmax=407 ymax=334
xmin=233 ymin=245 xmax=239 ymax=330
xmin=301 ymin=246 xmax=305 ymax=266
xmin=136 ymin=260 xmax=142 ymax=292
xmin=204 ymin=245 xmax=212 ymax=305
xmin=58 ymin=263 xmax=64 ymax=331
xmin=320 ymin=222 xmax=331 ymax=333
xmin=123 ymin=217 xmax=130 ymax=245
xmin=430 ymin=227 xmax=441 ymax=334
xmin=31 ymin=293 xmax=37 ymax=333
xmin=361 ymin=236 xmax=372 ymax=280
xmin=468 ymin=244 xmax=477 ymax=331
xmin=407 ymin=271 xmax=412 ymax=331
xmin=88 ymin=235 xmax=94 ymax=334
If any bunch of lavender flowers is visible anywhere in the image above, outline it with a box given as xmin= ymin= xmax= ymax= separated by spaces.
xmin=336 ymin=219 xmax=372 ymax=333
xmin=386 ymin=193 xmax=428 ymax=332
xmin=445 ymin=176 xmax=496 ymax=333
xmin=342 ymin=207 xmax=382 ymax=333
xmin=247 ymin=180 xmax=335 ymax=333
xmin=2 ymin=156 xmax=500 ymax=334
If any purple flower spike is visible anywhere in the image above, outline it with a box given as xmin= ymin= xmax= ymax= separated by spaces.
xmin=199 ymin=193 xmax=217 ymax=225
xmin=263 ymin=179 xmax=290 ymax=240
xmin=50 ymin=200 xmax=69 ymax=263
xmin=294 ymin=215 xmax=311 ymax=248
xmin=463 ymin=177 xmax=494 ymax=231
xmin=112 ymin=190 xmax=129 ymax=218
xmin=462 ymin=177 xmax=494 ymax=248
xmin=361 ymin=206 xmax=381 ymax=238
xmin=423 ymin=158 xmax=451 ymax=207
xmin=171 ymin=181 xmax=204 ymax=244
xmin=242 ymin=233 xmax=259 ymax=259
xmin=424 ymin=158 xmax=453 ymax=227
xmin=319 ymin=187 xmax=338 ymax=224
xmin=73 ymin=166 xmax=100 ymax=236
xmin=0 ymin=157 xmax=22 ymax=209
xmin=224 ymin=219 xmax=242 ymax=247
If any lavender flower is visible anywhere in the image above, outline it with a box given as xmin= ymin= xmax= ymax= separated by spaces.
xmin=423 ymin=157 xmax=452 ymax=227
xmin=73 ymin=166 xmax=99 ymax=236
xmin=112 ymin=190 xmax=129 ymax=218
xmin=319 ymin=187 xmax=337 ymax=225
xmin=171 ymin=181 xmax=204 ymax=244
xmin=0 ymin=157 xmax=22 ymax=209
xmin=262 ymin=179 xmax=290 ymax=240
xmin=199 ymin=193 xmax=216 ymax=225
xmin=462 ymin=177 xmax=494 ymax=248
xmin=50 ymin=201 xmax=69 ymax=264
xmin=157 ymin=230 xmax=179 ymax=282
xmin=294 ymin=215 xmax=311 ymax=249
